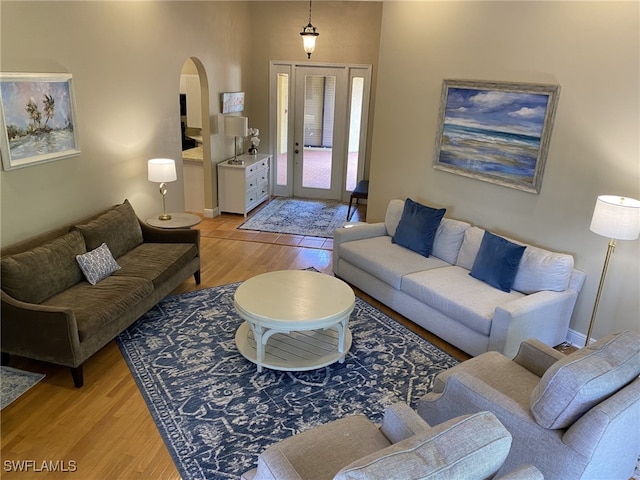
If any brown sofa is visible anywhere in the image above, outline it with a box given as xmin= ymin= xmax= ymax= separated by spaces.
xmin=1 ymin=200 xmax=200 ymax=387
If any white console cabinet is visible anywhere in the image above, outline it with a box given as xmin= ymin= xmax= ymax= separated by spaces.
xmin=217 ymin=154 xmax=271 ymax=216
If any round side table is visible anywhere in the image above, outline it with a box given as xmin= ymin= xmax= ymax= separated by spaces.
xmin=146 ymin=213 xmax=201 ymax=229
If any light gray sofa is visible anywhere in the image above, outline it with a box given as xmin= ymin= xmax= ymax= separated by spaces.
xmin=241 ymin=403 xmax=543 ymax=480
xmin=333 ymin=199 xmax=586 ymax=358
xmin=1 ymin=200 xmax=200 ymax=387
xmin=417 ymin=330 xmax=640 ymax=479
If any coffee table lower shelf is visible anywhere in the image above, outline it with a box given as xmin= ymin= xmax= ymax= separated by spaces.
xmin=235 ymin=321 xmax=353 ymax=372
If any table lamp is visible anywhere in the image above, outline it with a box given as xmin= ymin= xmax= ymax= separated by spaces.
xmin=148 ymin=158 xmax=177 ymax=220
xmin=225 ymin=116 xmax=248 ymax=165
xmin=586 ymin=195 xmax=640 ymax=345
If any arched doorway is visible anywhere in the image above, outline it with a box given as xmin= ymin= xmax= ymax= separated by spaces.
xmin=179 ymin=57 xmax=213 ymax=216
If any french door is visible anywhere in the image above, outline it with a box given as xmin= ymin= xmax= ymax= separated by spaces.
xmin=270 ymin=62 xmax=371 ymax=202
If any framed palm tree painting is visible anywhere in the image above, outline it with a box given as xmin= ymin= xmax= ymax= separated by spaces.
xmin=0 ymin=73 xmax=80 ymax=170
xmin=433 ymin=79 xmax=560 ymax=194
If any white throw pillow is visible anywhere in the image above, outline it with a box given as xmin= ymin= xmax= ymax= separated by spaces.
xmin=76 ymin=242 xmax=120 ymax=285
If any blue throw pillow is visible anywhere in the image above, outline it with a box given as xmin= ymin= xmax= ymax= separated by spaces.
xmin=470 ymin=231 xmax=526 ymax=292
xmin=392 ymin=199 xmax=446 ymax=257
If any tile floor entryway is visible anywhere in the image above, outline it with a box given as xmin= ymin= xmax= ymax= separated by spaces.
xmin=192 ymin=199 xmax=366 ymax=251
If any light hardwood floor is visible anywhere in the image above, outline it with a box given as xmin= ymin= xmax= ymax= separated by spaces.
xmin=0 ymin=204 xmax=470 ymax=480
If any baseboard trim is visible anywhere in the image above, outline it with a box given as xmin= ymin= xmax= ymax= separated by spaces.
xmin=566 ymin=328 xmax=588 ymax=347
xmin=204 ymin=208 xmax=218 ymax=218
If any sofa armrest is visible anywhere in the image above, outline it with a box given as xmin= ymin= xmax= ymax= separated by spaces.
xmin=333 ymin=223 xmax=388 ymax=273
xmin=489 ymin=289 xmax=579 ymax=358
xmin=334 ymin=222 xmax=387 ymax=244
xmin=512 ymin=339 xmax=565 ymax=377
xmin=1 ymin=290 xmax=81 ymax=366
xmin=139 ymin=221 xmax=200 ymax=250
xmin=380 ymin=402 xmax=432 ymax=443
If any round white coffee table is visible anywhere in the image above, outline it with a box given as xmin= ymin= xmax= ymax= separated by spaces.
xmin=234 ymin=270 xmax=355 ymax=372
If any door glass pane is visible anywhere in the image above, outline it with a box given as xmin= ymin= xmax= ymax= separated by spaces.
xmin=302 ymin=75 xmax=335 ymax=190
xmin=276 ymin=73 xmax=288 ymax=187
xmin=346 ymin=76 xmax=364 ymax=192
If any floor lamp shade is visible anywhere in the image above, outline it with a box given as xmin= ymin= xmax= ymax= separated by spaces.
xmin=590 ymin=195 xmax=640 ymax=240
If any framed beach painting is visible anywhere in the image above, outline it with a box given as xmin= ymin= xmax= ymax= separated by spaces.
xmin=433 ymin=79 xmax=560 ymax=193
xmin=0 ymin=73 xmax=80 ymax=170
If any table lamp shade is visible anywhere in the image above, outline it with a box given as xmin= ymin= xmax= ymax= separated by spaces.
xmin=225 ymin=116 xmax=248 ymax=137
xmin=148 ymin=158 xmax=177 ymax=183
xmin=590 ymin=195 xmax=640 ymax=240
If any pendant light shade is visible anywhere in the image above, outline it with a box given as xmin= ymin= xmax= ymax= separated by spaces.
xmin=300 ymin=0 xmax=319 ymax=59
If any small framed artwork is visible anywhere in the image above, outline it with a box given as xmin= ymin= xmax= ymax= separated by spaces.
xmin=433 ymin=79 xmax=560 ymax=194
xmin=0 ymin=73 xmax=81 ymax=170
xmin=220 ymin=91 xmax=245 ymax=114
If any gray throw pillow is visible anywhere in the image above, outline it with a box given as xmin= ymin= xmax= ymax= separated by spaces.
xmin=530 ymin=330 xmax=640 ymax=429
xmin=76 ymin=243 xmax=121 ymax=285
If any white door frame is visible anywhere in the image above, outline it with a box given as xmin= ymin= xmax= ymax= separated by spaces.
xmin=269 ymin=61 xmax=371 ymax=202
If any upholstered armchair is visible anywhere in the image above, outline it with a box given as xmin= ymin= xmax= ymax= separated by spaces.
xmin=417 ymin=330 xmax=640 ymax=479
xmin=241 ymin=403 xmax=543 ymax=480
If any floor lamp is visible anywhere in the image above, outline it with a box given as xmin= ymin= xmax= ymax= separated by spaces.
xmin=586 ymin=195 xmax=640 ymax=346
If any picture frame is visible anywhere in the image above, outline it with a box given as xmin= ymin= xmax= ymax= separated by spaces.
xmin=0 ymin=73 xmax=80 ymax=170
xmin=433 ymin=79 xmax=560 ymax=194
xmin=220 ymin=91 xmax=245 ymax=114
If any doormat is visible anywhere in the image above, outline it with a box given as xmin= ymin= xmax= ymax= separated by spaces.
xmin=238 ymin=197 xmax=349 ymax=238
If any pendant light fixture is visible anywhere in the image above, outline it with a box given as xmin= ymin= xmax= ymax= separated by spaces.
xmin=300 ymin=0 xmax=319 ymax=59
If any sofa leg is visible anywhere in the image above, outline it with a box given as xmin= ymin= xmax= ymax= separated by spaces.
xmin=194 ymin=270 xmax=201 ymax=285
xmin=1 ymin=352 xmax=10 ymax=366
xmin=71 ymin=366 xmax=84 ymax=388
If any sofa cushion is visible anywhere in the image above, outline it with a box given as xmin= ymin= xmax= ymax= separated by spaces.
xmin=1 ymin=230 xmax=86 ymax=304
xmin=76 ymin=243 xmax=121 ymax=285
xmin=340 ymin=236 xmax=450 ymax=290
xmin=74 ymin=199 xmax=143 ymax=259
xmin=114 ymin=243 xmax=198 ymax=287
xmin=513 ymin=245 xmax=574 ymax=294
xmin=335 ymin=412 xmax=512 ymax=480
xmin=530 ymin=330 xmax=640 ymax=429
xmin=470 ymin=231 xmax=526 ymax=293
xmin=384 ymin=199 xmax=405 ymax=237
xmin=392 ymin=199 xmax=446 ymax=257
xmin=431 ymin=218 xmax=471 ymax=265
xmin=402 ymin=266 xmax=524 ymax=336
xmin=455 ymin=226 xmax=484 ymax=270
xmin=42 ymin=275 xmax=153 ymax=341
xmin=457 ymin=226 xmax=576 ymax=294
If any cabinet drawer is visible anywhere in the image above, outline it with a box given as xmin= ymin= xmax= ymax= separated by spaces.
xmin=246 ymin=174 xmax=260 ymax=190
xmin=245 ymin=158 xmax=269 ymax=177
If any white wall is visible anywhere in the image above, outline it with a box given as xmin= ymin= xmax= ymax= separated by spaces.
xmin=370 ymin=1 xmax=640 ymax=341
xmin=1 ymin=1 xmax=251 ymax=245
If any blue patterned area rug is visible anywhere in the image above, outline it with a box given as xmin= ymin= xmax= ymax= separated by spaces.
xmin=238 ymin=197 xmax=349 ymax=238
xmin=116 ymin=280 xmax=459 ymax=480
xmin=1 ymin=366 xmax=45 ymax=409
